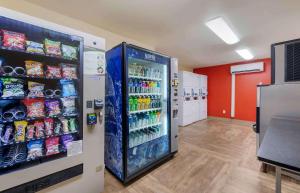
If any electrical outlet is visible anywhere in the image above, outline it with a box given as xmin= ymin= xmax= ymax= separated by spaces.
xmin=96 ymin=165 xmax=103 ymax=172
xmin=222 ymin=110 xmax=226 ymax=114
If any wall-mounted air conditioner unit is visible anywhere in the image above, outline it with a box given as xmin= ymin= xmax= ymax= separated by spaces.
xmin=231 ymin=62 xmax=264 ymax=74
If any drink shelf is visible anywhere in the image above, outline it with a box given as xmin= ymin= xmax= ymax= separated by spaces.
xmin=129 ymin=108 xmax=161 ymax=114
xmin=129 ymin=122 xmax=162 ymax=132
xmin=128 ymin=75 xmax=162 ymax=81
xmin=0 ymin=46 xmax=79 ymax=64
xmin=129 ymin=134 xmax=166 ymax=149
xmin=129 ymin=93 xmax=161 ymax=96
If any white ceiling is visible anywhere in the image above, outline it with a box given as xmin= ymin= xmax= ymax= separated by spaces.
xmin=26 ymin=0 xmax=300 ymax=68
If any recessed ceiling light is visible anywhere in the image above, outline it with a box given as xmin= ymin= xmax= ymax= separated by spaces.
xmin=236 ymin=49 xmax=254 ymax=60
xmin=205 ymin=17 xmax=239 ymax=45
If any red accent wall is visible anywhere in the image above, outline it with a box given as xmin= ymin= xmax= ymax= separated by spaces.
xmin=193 ymin=58 xmax=271 ymax=122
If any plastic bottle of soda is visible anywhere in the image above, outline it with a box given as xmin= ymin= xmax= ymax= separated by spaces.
xmin=129 ymin=97 xmax=133 ymax=111
xmin=133 ymin=96 xmax=138 ymax=111
xmin=157 ymin=81 xmax=161 ymax=93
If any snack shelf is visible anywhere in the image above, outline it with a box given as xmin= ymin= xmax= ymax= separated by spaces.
xmin=128 ymin=75 xmax=162 ymax=81
xmin=128 ymin=93 xmax=161 ymax=96
xmin=0 ymin=149 xmax=68 ymax=169
xmin=129 ymin=122 xmax=162 ymax=132
xmin=0 ymin=130 xmax=79 ymax=147
xmin=129 ymin=108 xmax=162 ymax=115
xmin=0 ymin=114 xmax=79 ymax=124
xmin=0 ymin=96 xmax=78 ymax=100
xmin=129 ymin=134 xmax=166 ymax=149
xmin=0 ymin=46 xmax=79 ymax=64
xmin=0 ymin=75 xmax=79 ymax=81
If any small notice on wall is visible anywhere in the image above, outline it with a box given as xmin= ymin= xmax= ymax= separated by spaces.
xmin=67 ymin=140 xmax=83 ymax=157
xmin=84 ymin=51 xmax=106 ymax=76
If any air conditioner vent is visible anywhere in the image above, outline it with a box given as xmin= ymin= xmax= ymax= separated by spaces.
xmin=286 ymin=42 xmax=300 ymax=82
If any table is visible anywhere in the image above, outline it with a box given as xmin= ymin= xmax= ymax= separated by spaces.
xmin=258 ymin=116 xmax=300 ymax=193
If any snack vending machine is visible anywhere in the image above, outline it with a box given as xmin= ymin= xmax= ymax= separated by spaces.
xmin=0 ymin=16 xmax=84 ymax=192
xmin=105 ymin=43 xmax=175 ymax=183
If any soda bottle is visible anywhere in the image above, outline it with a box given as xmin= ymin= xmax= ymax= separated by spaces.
xmin=133 ymin=96 xmax=138 ymax=111
xmin=153 ymin=81 xmax=157 ymax=93
xmin=129 ymin=97 xmax=133 ymax=111
xmin=157 ymin=96 xmax=161 ymax=108
xmin=157 ymin=81 xmax=161 ymax=93
xmin=128 ymin=115 xmax=133 ymax=129
xmin=140 ymin=66 xmax=144 ymax=77
xmin=128 ymin=79 xmax=133 ymax=93
xmin=141 ymin=81 xmax=145 ymax=93
xmin=157 ymin=111 xmax=161 ymax=122
xmin=132 ymin=114 xmax=137 ymax=129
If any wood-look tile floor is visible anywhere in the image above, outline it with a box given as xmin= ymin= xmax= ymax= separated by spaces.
xmin=103 ymin=118 xmax=300 ymax=193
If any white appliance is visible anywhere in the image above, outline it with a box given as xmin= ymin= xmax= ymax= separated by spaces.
xmin=179 ymin=71 xmax=207 ymax=126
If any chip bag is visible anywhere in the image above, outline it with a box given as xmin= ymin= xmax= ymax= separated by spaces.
xmin=27 ymin=139 xmax=43 ymax=160
xmin=60 ymin=118 xmax=69 ymax=134
xmin=25 ymin=60 xmax=44 ymax=77
xmin=2 ymin=30 xmax=26 ymax=50
xmin=26 ymin=41 xmax=44 ymax=54
xmin=44 ymin=118 xmax=54 ymax=136
xmin=45 ymin=100 xmax=61 ymax=116
xmin=1 ymin=78 xmax=25 ymax=97
xmin=45 ymin=65 xmax=61 ymax=78
xmin=68 ymin=118 xmax=77 ymax=133
xmin=45 ymin=137 xmax=60 ymax=156
xmin=44 ymin=39 xmax=61 ymax=56
xmin=23 ymin=99 xmax=45 ymax=118
xmin=61 ymin=98 xmax=76 ymax=115
xmin=61 ymin=63 xmax=77 ymax=79
xmin=60 ymin=79 xmax=77 ymax=97
xmin=34 ymin=121 xmax=45 ymax=138
xmin=62 ymin=44 xmax=77 ymax=60
xmin=26 ymin=124 xmax=35 ymax=140
xmin=28 ymin=81 xmax=45 ymax=97
xmin=61 ymin=134 xmax=74 ymax=150
xmin=14 ymin=120 xmax=28 ymax=142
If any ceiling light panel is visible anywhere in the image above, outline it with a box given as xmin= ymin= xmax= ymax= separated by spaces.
xmin=205 ymin=17 xmax=239 ymax=45
xmin=236 ymin=49 xmax=254 ymax=60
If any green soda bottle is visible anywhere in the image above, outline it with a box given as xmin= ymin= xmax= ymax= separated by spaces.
xmin=133 ymin=96 xmax=138 ymax=111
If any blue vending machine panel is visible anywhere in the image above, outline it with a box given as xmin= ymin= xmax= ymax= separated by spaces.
xmin=105 ymin=45 xmax=124 ymax=180
xmin=125 ymin=46 xmax=171 ymax=177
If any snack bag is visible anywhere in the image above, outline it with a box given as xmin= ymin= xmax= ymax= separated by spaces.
xmin=26 ymin=124 xmax=35 ymax=140
xmin=14 ymin=120 xmax=28 ymax=142
xmin=68 ymin=118 xmax=77 ymax=133
xmin=44 ymin=39 xmax=61 ymax=56
xmin=25 ymin=61 xmax=44 ymax=77
xmin=34 ymin=121 xmax=45 ymax=138
xmin=61 ymin=134 xmax=74 ymax=149
xmin=2 ymin=30 xmax=26 ymax=50
xmin=45 ymin=137 xmax=60 ymax=156
xmin=45 ymin=65 xmax=61 ymax=78
xmin=27 ymin=81 xmax=45 ymax=97
xmin=1 ymin=124 xmax=13 ymax=144
xmin=44 ymin=118 xmax=54 ymax=136
xmin=45 ymin=100 xmax=61 ymax=116
xmin=27 ymin=139 xmax=43 ymax=160
xmin=61 ymin=98 xmax=76 ymax=115
xmin=54 ymin=119 xmax=62 ymax=135
xmin=26 ymin=41 xmax=44 ymax=54
xmin=23 ymin=99 xmax=45 ymax=118
xmin=60 ymin=118 xmax=69 ymax=134
xmin=1 ymin=78 xmax=25 ymax=97
xmin=60 ymin=80 xmax=77 ymax=97
xmin=61 ymin=44 xmax=77 ymax=60
xmin=61 ymin=63 xmax=77 ymax=79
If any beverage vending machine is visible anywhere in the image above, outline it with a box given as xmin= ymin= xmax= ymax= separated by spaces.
xmin=105 ymin=43 xmax=177 ymax=183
